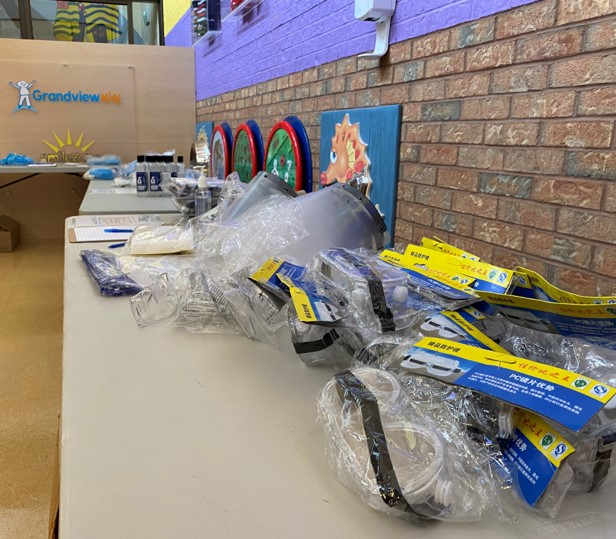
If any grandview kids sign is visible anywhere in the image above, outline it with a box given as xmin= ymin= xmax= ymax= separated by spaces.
xmin=9 ymin=79 xmax=121 ymax=112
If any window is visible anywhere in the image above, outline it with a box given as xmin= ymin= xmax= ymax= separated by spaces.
xmin=0 ymin=0 xmax=163 ymax=44
xmin=0 ymin=0 xmax=21 ymax=38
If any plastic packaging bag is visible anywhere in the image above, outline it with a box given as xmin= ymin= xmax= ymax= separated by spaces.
xmin=125 ymin=223 xmax=194 ymax=255
xmin=317 ymin=366 xmax=510 ymax=523
xmin=80 ymin=249 xmax=142 ymax=297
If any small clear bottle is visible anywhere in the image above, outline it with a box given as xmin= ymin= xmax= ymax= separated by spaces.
xmin=175 ymin=155 xmax=185 ymax=178
xmin=136 ymin=155 xmax=148 ymax=197
xmin=194 ymin=169 xmax=211 ymax=217
xmin=149 ymin=155 xmax=163 ymax=197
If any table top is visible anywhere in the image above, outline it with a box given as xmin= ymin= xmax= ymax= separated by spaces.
xmin=0 ymin=164 xmax=89 ymax=174
xmin=61 ymin=218 xmax=616 ymax=539
xmin=79 ymin=180 xmax=177 ymax=215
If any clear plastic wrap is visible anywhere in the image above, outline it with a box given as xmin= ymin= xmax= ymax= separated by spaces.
xmin=80 ymin=249 xmax=143 ymax=297
xmin=317 ymin=366 xmax=511 ymax=523
xmin=191 ymin=194 xmax=309 ymax=275
xmin=482 ymin=316 xmax=616 ymax=495
xmin=125 ymin=223 xmax=194 ymax=255
xmin=314 ymin=248 xmax=440 ymax=333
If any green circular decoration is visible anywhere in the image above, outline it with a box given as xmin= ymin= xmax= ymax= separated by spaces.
xmin=233 ymin=129 xmax=253 ymax=183
xmin=265 ymin=121 xmax=302 ymax=191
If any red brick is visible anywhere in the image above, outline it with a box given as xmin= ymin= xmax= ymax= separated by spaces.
xmin=356 ymin=89 xmax=380 ymax=107
xmin=578 ymin=88 xmax=616 ymax=116
xmin=433 ymin=210 xmax=474 ymax=235
xmin=415 ymin=186 xmax=453 ymax=209
xmin=452 ymin=192 xmax=498 ymax=218
xmin=400 ymin=143 xmax=420 ymax=163
xmin=394 ymin=219 xmax=414 ymax=243
xmin=403 ymin=103 xmax=422 ymax=122
xmin=605 ymin=184 xmax=616 ymax=212
xmin=566 ymin=151 xmax=616 ymax=180
xmin=485 ymin=122 xmax=540 ymax=146
xmin=531 ymin=177 xmax=603 ymax=209
xmin=504 ymin=148 xmax=565 ymax=175
xmin=461 ymin=96 xmax=510 ymax=120
xmin=479 ymin=173 xmax=533 ymax=198
xmin=336 ymin=57 xmax=357 ymax=76
xmin=387 ymin=41 xmax=412 ymax=64
xmin=398 ymin=181 xmax=415 ymax=203
xmin=409 ymin=79 xmax=446 ymax=101
xmin=425 ymin=51 xmax=465 ymax=78
xmin=550 ymin=53 xmax=616 ymax=87
xmin=593 ymin=245 xmax=616 ymax=277
xmin=558 ymin=208 xmax=616 ymax=244
xmin=452 ymin=237 xmax=494 ymax=261
xmin=345 ymin=73 xmax=367 ymax=91
xmin=441 ymin=123 xmax=484 ymax=144
xmin=381 ymin=84 xmax=410 ymax=104
xmin=458 ymin=147 xmax=505 ymax=169
xmin=552 ymin=267 xmax=612 ymax=296
xmin=401 ymin=163 xmax=437 ymax=185
xmin=474 ymin=219 xmax=525 ymax=249
xmin=585 ymin=19 xmax=616 ymax=52
xmin=466 ymin=42 xmax=515 ymax=71
xmin=511 ymin=91 xmax=576 ymax=118
xmin=445 ymin=73 xmax=491 ymax=98
xmin=335 ymin=92 xmax=356 ymax=109
xmin=495 ymin=0 xmax=557 ymax=39
xmin=516 ymin=28 xmax=583 ymax=62
xmin=400 ymin=203 xmax=434 ymax=225
xmin=525 ymin=231 xmax=593 ymax=268
xmin=413 ymin=31 xmax=450 ymax=59
xmin=393 ymin=61 xmax=425 ymax=83
xmin=451 ymin=19 xmax=495 ymax=49
xmin=500 ymin=199 xmax=558 ymax=230
xmin=491 ymin=65 xmax=549 ymax=93
xmin=541 ymin=121 xmax=613 ymax=148
xmin=421 ymin=101 xmax=461 ymax=121
xmin=404 ymin=123 xmax=441 ymax=143
xmin=420 ymin=145 xmax=458 ymax=165
xmin=557 ymin=0 xmax=616 ymax=25
xmin=437 ymin=168 xmax=479 ymax=191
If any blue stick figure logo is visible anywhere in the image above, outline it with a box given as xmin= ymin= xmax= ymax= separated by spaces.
xmin=9 ymin=80 xmax=37 ymax=112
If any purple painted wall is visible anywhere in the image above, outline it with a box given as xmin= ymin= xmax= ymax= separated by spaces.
xmin=167 ymin=0 xmax=539 ymax=100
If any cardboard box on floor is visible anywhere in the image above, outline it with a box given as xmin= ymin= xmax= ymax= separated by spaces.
xmin=0 ymin=215 xmax=20 ymax=252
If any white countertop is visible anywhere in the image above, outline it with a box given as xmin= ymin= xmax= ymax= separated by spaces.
xmin=61 ymin=219 xmax=616 ymax=538
xmin=79 ymin=180 xmax=178 ymax=214
xmin=0 ymin=164 xmax=89 ymax=174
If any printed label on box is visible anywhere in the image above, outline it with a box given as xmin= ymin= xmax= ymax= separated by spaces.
xmin=401 ymin=338 xmax=616 ymax=432
xmin=502 ymin=409 xmax=575 ymax=507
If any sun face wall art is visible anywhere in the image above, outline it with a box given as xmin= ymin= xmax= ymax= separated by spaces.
xmin=319 ymin=105 xmax=401 ymax=241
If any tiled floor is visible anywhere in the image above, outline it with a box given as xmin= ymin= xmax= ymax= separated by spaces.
xmin=0 ymin=240 xmax=63 ymax=539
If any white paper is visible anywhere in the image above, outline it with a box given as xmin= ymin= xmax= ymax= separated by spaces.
xmin=70 ymin=214 xmax=163 ymax=228
xmin=73 ymin=227 xmax=133 ymax=242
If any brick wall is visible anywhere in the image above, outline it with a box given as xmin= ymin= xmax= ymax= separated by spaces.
xmin=197 ymin=0 xmax=616 ymax=295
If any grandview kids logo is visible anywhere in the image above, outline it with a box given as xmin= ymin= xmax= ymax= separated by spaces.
xmin=9 ymin=79 xmax=121 ymax=112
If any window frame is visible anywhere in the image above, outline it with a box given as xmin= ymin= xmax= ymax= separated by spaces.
xmin=11 ymin=0 xmax=164 ymax=44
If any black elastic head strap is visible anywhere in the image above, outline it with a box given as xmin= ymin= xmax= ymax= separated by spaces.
xmin=334 ymin=370 xmax=441 ymax=519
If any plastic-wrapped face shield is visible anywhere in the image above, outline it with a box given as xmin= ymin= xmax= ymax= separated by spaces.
xmin=318 ymin=367 xmax=455 ymax=521
xmin=219 ymin=171 xmax=297 ymax=223
xmin=280 ymin=184 xmax=389 ymax=264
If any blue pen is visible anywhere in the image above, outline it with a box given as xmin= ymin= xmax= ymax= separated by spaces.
xmin=108 ymin=243 xmax=126 ymax=249
xmin=104 ymin=228 xmax=134 ymax=233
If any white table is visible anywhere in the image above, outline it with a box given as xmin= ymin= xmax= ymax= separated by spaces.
xmin=61 ymin=219 xmax=616 ymax=538
xmin=0 ymin=164 xmax=89 ymax=189
xmin=79 ymin=180 xmax=177 ymax=215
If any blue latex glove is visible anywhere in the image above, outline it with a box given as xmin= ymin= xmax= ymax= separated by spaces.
xmin=0 ymin=153 xmax=35 ymax=165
